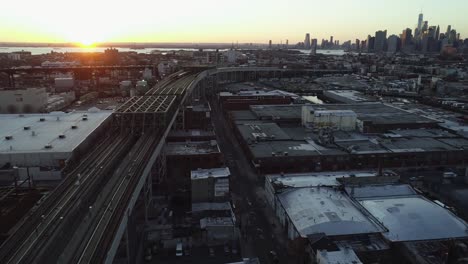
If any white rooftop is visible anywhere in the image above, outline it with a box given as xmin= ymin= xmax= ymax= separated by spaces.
xmin=317 ymin=248 xmax=363 ymax=264
xmin=267 ymin=171 xmax=379 ymax=188
xmin=277 ymin=187 xmax=383 ymax=237
xmin=360 ymin=196 xmax=468 ymax=242
xmin=346 ymin=184 xmax=416 ymax=199
xmin=0 ymin=111 xmax=111 ymax=154
xmin=191 ymin=167 xmax=230 ymax=180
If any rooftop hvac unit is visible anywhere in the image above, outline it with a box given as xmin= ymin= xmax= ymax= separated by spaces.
xmin=5 ymin=135 xmax=13 ymax=140
xmin=82 ymin=117 xmax=88 ymax=121
xmin=39 ymin=118 xmax=46 ymax=122
xmin=58 ymin=134 xmax=66 ymax=139
xmin=24 ymin=126 xmax=31 ymax=130
xmin=44 ymin=144 xmax=53 ymax=149
xmin=71 ymin=125 xmax=78 ymax=129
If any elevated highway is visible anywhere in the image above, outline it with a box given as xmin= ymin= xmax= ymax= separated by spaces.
xmin=0 ymin=67 xmax=349 ymax=263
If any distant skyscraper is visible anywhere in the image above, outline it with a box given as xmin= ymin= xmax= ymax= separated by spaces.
xmin=422 ymin=21 xmax=428 ymax=33
xmin=401 ymin=28 xmax=413 ymax=47
xmin=367 ymin=35 xmax=375 ymax=52
xmin=355 ymin=39 xmax=360 ymax=51
xmin=446 ymin=25 xmax=452 ymax=36
xmin=428 ymin=26 xmax=437 ymax=39
xmin=415 ymin=13 xmax=423 ymax=38
xmin=435 ymin=25 xmax=440 ymax=41
xmin=374 ymin=30 xmax=387 ymax=52
xmin=330 ymin=36 xmax=334 ymax=46
xmin=417 ymin=13 xmax=423 ymax=32
xmin=311 ymin=38 xmax=318 ymax=54
xmin=304 ymin=33 xmax=311 ymax=49
xmin=269 ymin=40 xmax=272 ymax=49
xmin=387 ymin=35 xmax=400 ymax=53
xmin=285 ymin=39 xmax=289 ymax=49
xmin=449 ymin=29 xmax=457 ymax=43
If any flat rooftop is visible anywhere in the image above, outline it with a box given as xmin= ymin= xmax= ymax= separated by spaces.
xmin=191 ymin=167 xmax=230 ymax=180
xmin=324 ymin=90 xmax=375 ymax=103
xmin=336 ymin=140 xmax=390 ymax=154
xmin=387 ymin=129 xmax=457 ymax=138
xmin=237 ymin=123 xmax=291 ymax=142
xmin=317 ymin=248 xmax=363 ymax=264
xmin=315 ymin=76 xmax=370 ymax=90
xmin=168 ymin=129 xmax=216 ymax=139
xmin=277 ymin=187 xmax=384 ymax=237
xmin=165 ymin=141 xmax=220 ymax=156
xmin=312 ymin=103 xmax=439 ymax=126
xmin=0 ymin=111 xmax=111 ymax=154
xmin=220 ymin=89 xmax=296 ymax=98
xmin=247 ymin=103 xmax=440 ymax=126
xmin=378 ymin=137 xmax=458 ymax=153
xmin=360 ymin=196 xmax=468 ymax=242
xmin=249 ymin=140 xmax=346 ymax=158
xmin=250 ymin=105 xmax=302 ymax=121
xmin=266 ymin=171 xmax=379 ymax=188
xmin=191 ymin=202 xmax=232 ymax=212
xmin=229 ymin=110 xmax=258 ymax=121
xmin=346 ymin=184 xmax=416 ymax=199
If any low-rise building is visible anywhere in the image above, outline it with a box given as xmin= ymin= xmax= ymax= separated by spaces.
xmin=0 ymin=88 xmax=48 ymax=114
xmin=0 ymin=111 xmax=112 ymax=182
xmin=191 ymin=167 xmax=230 ymax=203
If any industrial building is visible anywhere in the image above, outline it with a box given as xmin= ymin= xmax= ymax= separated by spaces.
xmin=166 ymin=129 xmax=216 ymax=142
xmin=219 ymin=90 xmax=294 ymax=111
xmin=0 ymin=88 xmax=48 ymax=114
xmin=0 ymin=111 xmax=112 ymax=182
xmin=323 ymin=90 xmax=376 ymax=104
xmin=226 ymin=102 xmax=467 ymax=174
xmin=191 ymin=167 xmax=230 ymax=203
xmin=165 ymin=140 xmax=223 ymax=193
xmin=54 ymin=77 xmax=74 ymax=92
xmin=183 ymin=103 xmax=212 ymax=130
xmin=265 ymin=169 xmax=468 ymax=263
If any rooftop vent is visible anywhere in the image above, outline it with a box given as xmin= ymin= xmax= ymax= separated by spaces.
xmin=82 ymin=117 xmax=88 ymax=121
xmin=24 ymin=126 xmax=31 ymax=130
xmin=5 ymin=135 xmax=13 ymax=140
xmin=71 ymin=125 xmax=78 ymax=129
xmin=39 ymin=118 xmax=46 ymax=122
xmin=58 ymin=134 xmax=66 ymax=139
xmin=44 ymin=144 xmax=53 ymax=149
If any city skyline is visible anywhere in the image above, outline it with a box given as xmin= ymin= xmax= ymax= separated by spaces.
xmin=0 ymin=0 xmax=467 ymax=46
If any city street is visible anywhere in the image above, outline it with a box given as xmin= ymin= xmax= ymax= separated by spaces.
xmin=210 ymin=99 xmax=295 ymax=264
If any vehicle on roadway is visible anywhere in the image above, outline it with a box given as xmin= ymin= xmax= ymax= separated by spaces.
xmin=443 ymin=172 xmax=457 ymax=179
xmin=176 ymin=243 xmax=183 ymax=257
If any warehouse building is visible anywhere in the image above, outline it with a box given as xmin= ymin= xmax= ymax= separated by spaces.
xmin=0 ymin=88 xmax=48 ymax=114
xmin=228 ymin=103 xmax=467 ymax=174
xmin=0 ymin=110 xmax=112 ymax=182
xmin=265 ymin=169 xmax=468 ymax=263
xmin=323 ymin=90 xmax=376 ymax=104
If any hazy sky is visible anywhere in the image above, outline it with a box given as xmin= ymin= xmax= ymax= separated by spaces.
xmin=1 ymin=0 xmax=466 ymax=45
